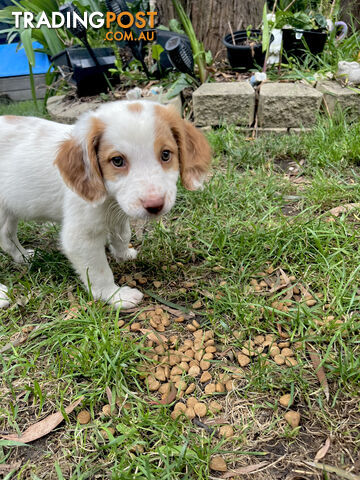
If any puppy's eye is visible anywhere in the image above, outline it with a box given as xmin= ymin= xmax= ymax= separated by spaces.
xmin=161 ymin=150 xmax=171 ymax=162
xmin=111 ymin=156 xmax=126 ymax=168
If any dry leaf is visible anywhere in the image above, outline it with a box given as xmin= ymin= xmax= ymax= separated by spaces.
xmin=1 ymin=397 xmax=83 ymax=443
xmin=307 ymin=344 xmax=330 ymax=402
xmin=327 ymin=203 xmax=360 ymax=218
xmin=0 ymin=325 xmax=40 ymax=354
xmin=150 ymin=385 xmax=177 ymax=406
xmin=105 ymin=386 xmax=113 ymax=406
xmin=222 ymin=461 xmax=269 ymax=477
xmin=314 ymin=437 xmax=331 ymax=462
xmin=305 ymin=461 xmax=360 ymax=480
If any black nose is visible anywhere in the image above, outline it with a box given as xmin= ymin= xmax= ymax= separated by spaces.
xmin=145 ymin=203 xmax=164 ymax=215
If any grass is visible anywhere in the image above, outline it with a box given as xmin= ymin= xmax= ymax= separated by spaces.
xmin=1 ymin=101 xmax=360 ymax=479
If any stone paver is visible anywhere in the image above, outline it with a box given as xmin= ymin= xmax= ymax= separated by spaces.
xmin=193 ymin=82 xmax=255 ymax=127
xmin=258 ymin=82 xmax=323 ymax=128
xmin=316 ymin=80 xmax=360 ymax=121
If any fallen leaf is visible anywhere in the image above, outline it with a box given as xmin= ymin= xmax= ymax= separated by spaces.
xmin=0 ymin=397 xmax=83 ymax=443
xmin=149 ymin=385 xmax=177 ymax=406
xmin=105 ymin=386 xmax=112 ymax=406
xmin=222 ymin=461 xmax=269 ymax=477
xmin=307 ymin=344 xmax=330 ymax=402
xmin=326 ymin=203 xmax=360 ymax=218
xmin=314 ymin=437 xmax=331 ymax=462
xmin=305 ymin=461 xmax=360 ymax=480
xmin=0 ymin=461 xmax=21 ymax=474
xmin=0 ymin=325 xmax=41 ymax=354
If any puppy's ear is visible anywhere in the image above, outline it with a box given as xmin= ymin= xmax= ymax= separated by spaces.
xmin=54 ymin=117 xmax=106 ymax=203
xmin=179 ymin=120 xmax=212 ymax=191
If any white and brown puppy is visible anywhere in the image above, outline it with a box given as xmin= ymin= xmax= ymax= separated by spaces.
xmin=0 ymin=101 xmax=211 ymax=309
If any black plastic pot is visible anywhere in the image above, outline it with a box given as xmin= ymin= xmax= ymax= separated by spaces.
xmin=282 ymin=28 xmax=328 ymax=62
xmin=223 ymin=29 xmax=265 ymax=71
xmin=51 ymin=46 xmax=116 ymax=97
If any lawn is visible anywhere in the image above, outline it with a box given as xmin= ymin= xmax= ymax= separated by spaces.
xmin=0 ymin=101 xmax=360 ymax=480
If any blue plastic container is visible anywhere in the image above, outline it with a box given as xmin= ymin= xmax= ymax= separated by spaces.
xmin=0 ymin=41 xmax=51 ymax=78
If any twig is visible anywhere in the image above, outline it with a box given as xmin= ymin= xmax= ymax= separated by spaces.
xmin=284 ymin=0 xmax=297 ymax=12
xmin=228 ymin=21 xmax=235 ymax=46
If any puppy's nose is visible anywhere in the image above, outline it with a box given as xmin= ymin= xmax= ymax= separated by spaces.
xmin=142 ymin=197 xmax=165 ymax=215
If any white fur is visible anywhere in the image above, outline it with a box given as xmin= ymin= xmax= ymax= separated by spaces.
xmin=0 ymin=101 xmax=186 ymax=309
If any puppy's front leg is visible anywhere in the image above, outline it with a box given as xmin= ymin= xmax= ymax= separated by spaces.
xmin=61 ymin=223 xmax=143 ymax=309
xmin=108 ymin=217 xmax=138 ymax=262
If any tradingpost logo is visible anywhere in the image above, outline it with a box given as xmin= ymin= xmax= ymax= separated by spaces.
xmin=11 ymin=9 xmax=158 ymax=42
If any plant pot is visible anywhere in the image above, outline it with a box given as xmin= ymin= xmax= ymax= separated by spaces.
xmin=282 ymin=28 xmax=327 ymax=62
xmin=51 ymin=46 xmax=116 ymax=97
xmin=223 ymin=29 xmax=265 ymax=71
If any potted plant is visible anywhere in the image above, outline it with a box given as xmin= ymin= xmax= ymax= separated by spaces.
xmin=275 ymin=7 xmax=328 ymax=61
xmin=223 ymin=28 xmax=266 ymax=71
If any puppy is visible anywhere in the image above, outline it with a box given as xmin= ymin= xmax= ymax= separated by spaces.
xmin=0 ymin=101 xmax=211 ymax=309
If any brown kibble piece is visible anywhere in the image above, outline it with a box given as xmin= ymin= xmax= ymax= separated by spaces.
xmin=77 ymin=410 xmax=91 ymax=424
xmin=281 ymin=348 xmax=294 ymax=357
xmin=192 ymin=319 xmax=200 ymax=328
xmin=171 ymin=366 xmax=183 ymax=376
xmin=187 ymin=397 xmax=198 ymax=408
xmin=194 ymin=402 xmax=207 ymax=417
xmin=153 ymin=281 xmax=162 ymax=288
xmin=270 ymin=346 xmax=280 ymax=357
xmin=210 ymin=456 xmax=227 ymax=472
xmin=204 ymin=383 xmax=216 ymax=394
xmin=155 ymin=367 xmax=166 ymax=382
xmin=306 ymin=299 xmax=317 ymax=307
xmin=274 ymin=354 xmax=285 ymax=365
xmin=192 ymin=300 xmax=202 ymax=310
xmin=101 ymin=427 xmax=115 ymax=439
xmin=216 ymin=383 xmax=225 ymax=393
xmin=237 ymin=353 xmax=250 ymax=367
xmin=209 ymin=401 xmax=222 ymax=413
xmin=279 ymin=394 xmax=292 ymax=408
xmin=174 ymin=316 xmax=185 ymax=323
xmin=147 ymin=376 xmax=161 ymax=391
xmin=254 ymin=335 xmax=265 ymax=345
xmin=187 ymin=324 xmax=197 ymax=332
xmin=200 ymin=371 xmax=212 ymax=383
xmin=185 ymin=407 xmax=195 ymax=419
xmin=185 ymin=383 xmax=196 ymax=394
xmin=226 ymin=380 xmax=234 ymax=391
xmin=285 ymin=357 xmax=298 ymax=367
xmin=118 ymin=320 xmax=125 ymax=327
xmin=219 ymin=425 xmax=234 ymax=438
xmin=205 ymin=346 xmax=217 ymax=354
xmin=102 ymin=404 xmax=111 ymax=416
xmin=284 ymin=410 xmax=300 ymax=428
xmin=200 ymin=360 xmax=211 ymax=370
xmin=171 ymin=402 xmax=186 ymax=419
xmin=159 ymin=383 xmax=171 ymax=395
xmin=278 ymin=341 xmax=290 ymax=348
xmin=188 ymin=365 xmax=201 ymax=376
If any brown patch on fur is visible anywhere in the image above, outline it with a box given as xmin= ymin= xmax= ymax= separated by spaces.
xmin=98 ymin=142 xmax=129 ymax=180
xmin=154 ymin=113 xmax=179 ymax=172
xmin=127 ymin=103 xmax=143 ymax=114
xmin=4 ymin=115 xmax=23 ymax=123
xmin=54 ymin=117 xmax=106 ymax=202
xmin=154 ymin=105 xmax=212 ymax=190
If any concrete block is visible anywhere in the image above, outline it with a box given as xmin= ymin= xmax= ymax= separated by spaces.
xmin=193 ymin=82 xmax=255 ymax=127
xmin=47 ymin=95 xmax=101 ymax=124
xmin=258 ymin=82 xmax=323 ymax=128
xmin=316 ymin=80 xmax=360 ymax=121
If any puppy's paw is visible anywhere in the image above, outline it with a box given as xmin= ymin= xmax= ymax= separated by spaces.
xmin=13 ymin=249 xmax=34 ymax=264
xmin=110 ymin=245 xmax=138 ymax=262
xmin=111 ymin=286 xmax=143 ymax=309
xmin=0 ymin=284 xmax=10 ymax=309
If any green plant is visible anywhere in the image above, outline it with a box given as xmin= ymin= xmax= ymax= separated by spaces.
xmin=171 ymin=0 xmax=207 ymax=84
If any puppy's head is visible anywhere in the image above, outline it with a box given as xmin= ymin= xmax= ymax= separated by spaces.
xmin=55 ymin=101 xmax=211 ymax=218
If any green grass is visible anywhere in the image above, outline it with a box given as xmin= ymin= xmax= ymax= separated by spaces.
xmin=1 ymin=102 xmax=360 ymax=479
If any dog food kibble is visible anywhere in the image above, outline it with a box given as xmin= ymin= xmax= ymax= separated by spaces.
xmin=306 ymin=299 xmax=317 ymax=306
xmin=281 ymin=348 xmax=294 ymax=357
xmin=102 ymin=404 xmax=112 ymax=416
xmin=204 ymin=383 xmax=216 ymax=394
xmin=147 ymin=376 xmax=161 ymax=391
xmin=200 ymin=371 xmax=212 ymax=383
xmin=185 ymin=407 xmax=196 ymax=419
xmin=254 ymin=335 xmax=265 ymax=345
xmin=225 ymin=380 xmax=234 ymax=391
xmin=194 ymin=402 xmax=207 ymax=417
xmin=237 ymin=353 xmax=251 ymax=367
xmin=219 ymin=425 xmax=234 ymax=438
xmin=187 ymin=397 xmax=198 ymax=408
xmin=209 ymin=401 xmax=222 ymax=413
xmin=155 ymin=367 xmax=167 ymax=382
xmin=284 ymin=410 xmax=301 ymax=428
xmin=192 ymin=300 xmax=202 ymax=310
xmin=118 ymin=320 xmax=125 ymax=328
xmin=210 ymin=456 xmax=227 ymax=472
xmin=188 ymin=365 xmax=200 ymax=376
xmin=185 ymin=383 xmax=196 ymax=394
xmin=130 ymin=322 xmax=141 ymax=332
xmin=270 ymin=346 xmax=280 ymax=357
xmin=274 ymin=354 xmax=286 ymax=365
xmin=280 ymin=394 xmax=292 ymax=408
xmin=285 ymin=357 xmax=298 ymax=367
xmin=216 ymin=382 xmax=225 ymax=393
xmin=77 ymin=410 xmax=91 ymax=424
xmin=171 ymin=402 xmax=186 ymax=419
xmin=186 ymin=324 xmax=197 ymax=332
xmin=101 ymin=427 xmax=115 ymax=439
xmin=153 ymin=281 xmax=162 ymax=288
xmin=200 ymin=359 xmax=211 ymax=370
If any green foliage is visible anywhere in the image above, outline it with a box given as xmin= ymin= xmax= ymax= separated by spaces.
xmin=275 ymin=10 xmax=327 ymax=30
